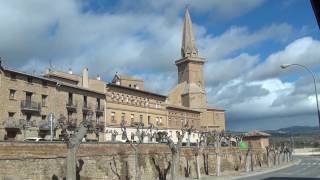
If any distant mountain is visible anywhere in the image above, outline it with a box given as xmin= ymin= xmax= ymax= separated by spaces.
xmin=266 ymin=126 xmax=320 ymax=135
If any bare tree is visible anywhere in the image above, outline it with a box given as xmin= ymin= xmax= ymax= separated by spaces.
xmin=110 ymin=156 xmax=121 ymax=180
xmin=120 ymin=121 xmax=146 ymax=180
xmin=163 ymin=128 xmax=186 ymax=180
xmin=184 ymin=159 xmax=191 ymax=177
xmin=64 ymin=112 xmax=94 ymax=180
xmin=212 ymin=131 xmax=224 ymax=176
xmin=151 ymin=157 xmax=171 ymax=180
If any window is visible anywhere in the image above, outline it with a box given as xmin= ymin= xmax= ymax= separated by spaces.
xmin=148 ymin=116 xmax=151 ymax=125
xmin=139 ymin=115 xmax=143 ymax=122
xmin=41 ymin=115 xmax=46 ymax=121
xmin=27 ymin=77 xmax=33 ymax=83
xmin=67 ymin=111 xmax=73 ymax=121
xmin=9 ymin=89 xmax=16 ymax=99
xmin=159 ymin=117 xmax=162 ymax=123
xmin=131 ymin=114 xmax=134 ymax=123
xmin=26 ymin=92 xmax=32 ymax=102
xmin=26 ymin=114 xmax=31 ymax=121
xmin=42 ymin=80 xmax=48 ymax=87
xmin=83 ymin=96 xmax=87 ymax=107
xmin=8 ymin=112 xmax=15 ymax=118
xmin=129 ymin=84 xmax=131 ymax=87
xmin=10 ymin=73 xmax=16 ymax=80
xmin=41 ymin=95 xmax=47 ymax=106
xmin=96 ymin=98 xmax=101 ymax=108
xmin=68 ymin=93 xmax=73 ymax=104
xmin=111 ymin=112 xmax=115 ymax=122
xmin=96 ymin=114 xmax=102 ymax=123
xmin=83 ymin=112 xmax=87 ymax=121
xmin=121 ymin=113 xmax=125 ymax=122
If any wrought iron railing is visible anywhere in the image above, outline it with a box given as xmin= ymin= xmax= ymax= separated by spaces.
xmin=66 ymin=100 xmax=77 ymax=110
xmin=96 ymin=105 xmax=104 ymax=113
xmin=20 ymin=100 xmax=41 ymax=112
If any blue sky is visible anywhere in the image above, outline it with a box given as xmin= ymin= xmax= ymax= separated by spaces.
xmin=0 ymin=0 xmax=320 ymax=131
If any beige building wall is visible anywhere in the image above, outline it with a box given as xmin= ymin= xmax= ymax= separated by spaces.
xmin=203 ymin=109 xmax=225 ymax=131
xmin=106 ymin=84 xmax=167 ymax=129
xmin=167 ymin=106 xmax=201 ymax=130
xmin=0 ymin=68 xmax=105 ymax=141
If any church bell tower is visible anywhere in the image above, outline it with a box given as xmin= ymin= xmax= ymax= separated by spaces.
xmin=175 ymin=8 xmax=207 ymax=110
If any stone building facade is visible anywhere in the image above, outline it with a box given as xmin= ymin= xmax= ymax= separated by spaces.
xmin=0 ymin=65 xmax=106 ymax=141
xmin=0 ymin=8 xmax=225 ymax=142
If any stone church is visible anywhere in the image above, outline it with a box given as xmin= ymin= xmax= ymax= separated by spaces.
xmin=0 ymin=9 xmax=225 ymax=142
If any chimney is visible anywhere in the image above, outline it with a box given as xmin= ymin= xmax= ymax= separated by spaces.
xmin=45 ymin=68 xmax=50 ymax=74
xmin=68 ymin=68 xmax=73 ymax=74
xmin=82 ymin=67 xmax=89 ymax=88
xmin=96 ymin=74 xmax=101 ymax=80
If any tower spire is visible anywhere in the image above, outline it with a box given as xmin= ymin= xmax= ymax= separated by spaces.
xmin=181 ymin=7 xmax=198 ymax=58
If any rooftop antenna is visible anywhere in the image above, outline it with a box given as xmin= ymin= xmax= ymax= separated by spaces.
xmin=49 ymin=59 xmax=55 ymax=70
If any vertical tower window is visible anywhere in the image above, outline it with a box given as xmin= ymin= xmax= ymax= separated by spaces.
xmin=111 ymin=112 xmax=116 ymax=122
xmin=9 ymin=89 xmax=16 ymax=99
xmin=41 ymin=95 xmax=47 ymax=106
xmin=27 ymin=77 xmax=33 ymax=83
xmin=121 ymin=113 xmax=125 ymax=123
xmin=83 ymin=96 xmax=87 ymax=108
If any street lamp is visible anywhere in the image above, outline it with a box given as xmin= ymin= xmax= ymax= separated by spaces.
xmin=280 ymin=63 xmax=320 ymax=127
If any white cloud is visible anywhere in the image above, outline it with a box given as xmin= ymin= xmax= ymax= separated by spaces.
xmin=199 ymin=23 xmax=293 ymax=61
xmin=248 ymin=37 xmax=320 ymax=80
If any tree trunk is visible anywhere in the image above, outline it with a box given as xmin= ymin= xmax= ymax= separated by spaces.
xmin=67 ymin=147 xmax=77 ymax=180
xmin=267 ymin=153 xmax=271 ymax=168
xmin=245 ymin=149 xmax=251 ymax=173
xmin=187 ymin=134 xmax=191 ymax=147
xmin=65 ymin=117 xmax=90 ymax=180
xmin=134 ymin=145 xmax=140 ymax=180
xmin=216 ymin=153 xmax=221 ymax=176
xmin=171 ymin=151 xmax=179 ymax=180
xmin=196 ymin=154 xmax=201 ymax=179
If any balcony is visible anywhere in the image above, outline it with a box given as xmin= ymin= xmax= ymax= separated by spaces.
xmin=3 ymin=118 xmax=23 ymax=129
xmin=96 ymin=105 xmax=104 ymax=114
xmin=38 ymin=121 xmax=50 ymax=131
xmin=66 ymin=100 xmax=77 ymax=112
xmin=21 ymin=100 xmax=41 ymax=113
xmin=82 ymin=104 xmax=92 ymax=113
xmin=95 ymin=121 xmax=105 ymax=131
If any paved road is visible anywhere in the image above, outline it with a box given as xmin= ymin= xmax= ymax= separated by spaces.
xmin=237 ymin=156 xmax=320 ymax=180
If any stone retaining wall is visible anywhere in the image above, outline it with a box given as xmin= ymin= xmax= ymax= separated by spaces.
xmin=0 ymin=142 xmax=273 ymax=180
